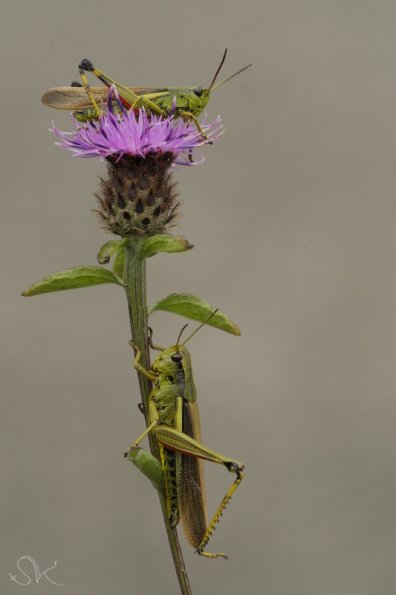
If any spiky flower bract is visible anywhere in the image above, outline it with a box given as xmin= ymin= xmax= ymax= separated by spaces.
xmin=51 ymin=88 xmax=223 ymax=237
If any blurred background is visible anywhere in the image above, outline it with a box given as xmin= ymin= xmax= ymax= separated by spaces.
xmin=2 ymin=1 xmax=396 ymax=594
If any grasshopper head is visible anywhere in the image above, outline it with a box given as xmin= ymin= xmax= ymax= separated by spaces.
xmin=152 ymin=311 xmax=217 ymax=378
xmin=187 ymin=87 xmax=210 ymax=117
xmin=152 ymin=344 xmax=194 ymax=399
xmin=152 ymin=344 xmax=192 ymax=375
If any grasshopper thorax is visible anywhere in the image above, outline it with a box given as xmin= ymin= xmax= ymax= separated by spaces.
xmin=167 ymin=87 xmax=210 ymax=117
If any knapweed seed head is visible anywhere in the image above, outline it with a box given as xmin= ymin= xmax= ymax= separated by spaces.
xmin=51 ymin=87 xmax=223 ymax=237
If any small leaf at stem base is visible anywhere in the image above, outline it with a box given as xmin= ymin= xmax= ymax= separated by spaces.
xmin=97 ymin=239 xmax=128 ymax=278
xmin=127 ymin=447 xmax=163 ymax=491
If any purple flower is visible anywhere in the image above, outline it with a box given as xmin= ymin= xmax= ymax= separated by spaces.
xmin=52 ymin=86 xmax=223 ymax=165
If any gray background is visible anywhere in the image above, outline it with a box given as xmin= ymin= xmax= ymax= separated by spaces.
xmin=2 ymin=1 xmax=396 ymax=594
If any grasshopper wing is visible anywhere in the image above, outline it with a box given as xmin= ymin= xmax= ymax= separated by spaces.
xmin=42 ymin=86 xmax=107 ymax=110
xmin=41 ymin=86 xmax=166 ymax=110
xmin=180 ymin=400 xmax=208 ymax=548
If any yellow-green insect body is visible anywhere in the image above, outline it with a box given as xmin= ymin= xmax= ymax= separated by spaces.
xmin=128 ymin=334 xmax=244 ymax=559
xmin=41 ymin=82 xmax=210 ymax=122
xmin=150 ymin=344 xmax=202 ymax=533
xmin=41 ymin=50 xmax=251 ymax=137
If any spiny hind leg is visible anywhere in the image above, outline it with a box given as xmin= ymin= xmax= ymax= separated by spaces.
xmin=154 ymin=426 xmax=244 ymax=558
xmin=197 ymin=551 xmax=227 ymax=559
xmin=196 ymin=464 xmax=244 ymax=558
xmin=78 ymin=59 xmax=101 ymax=117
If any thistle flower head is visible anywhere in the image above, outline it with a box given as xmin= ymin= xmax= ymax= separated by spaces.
xmin=52 ymin=86 xmax=223 ymax=165
xmin=51 ymin=87 xmax=223 ymax=237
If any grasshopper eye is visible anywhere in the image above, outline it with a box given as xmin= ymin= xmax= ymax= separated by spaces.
xmin=171 ymin=352 xmax=183 ymax=363
xmin=194 ymin=86 xmax=203 ymax=97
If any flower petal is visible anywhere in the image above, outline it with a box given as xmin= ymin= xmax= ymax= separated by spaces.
xmin=51 ymin=92 xmax=223 ymax=166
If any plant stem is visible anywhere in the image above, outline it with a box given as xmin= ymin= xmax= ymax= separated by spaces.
xmin=124 ymin=238 xmax=192 ymax=595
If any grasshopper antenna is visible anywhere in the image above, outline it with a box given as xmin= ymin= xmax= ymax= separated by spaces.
xmin=208 ymin=49 xmax=228 ymax=91
xmin=181 ymin=309 xmax=219 ymax=346
xmin=210 ymin=63 xmax=252 ymax=92
xmin=176 ymin=324 xmax=189 ymax=347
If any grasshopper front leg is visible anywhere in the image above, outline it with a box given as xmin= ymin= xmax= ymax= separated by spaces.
xmin=130 ymin=342 xmax=157 ymax=381
xmin=148 ymin=327 xmax=165 ymax=352
xmin=129 ymin=343 xmax=157 ymax=414
xmin=179 ymin=110 xmax=213 ymax=143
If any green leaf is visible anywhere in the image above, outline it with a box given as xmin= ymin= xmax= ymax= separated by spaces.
xmin=112 ymin=248 xmax=125 ymax=278
xmin=127 ymin=448 xmax=162 ymax=491
xmin=140 ymin=235 xmax=193 ymax=259
xmin=21 ymin=265 xmax=123 ymax=297
xmin=149 ymin=293 xmax=241 ymax=336
xmin=97 ymin=239 xmax=127 ymax=278
xmin=97 ymin=239 xmax=126 ymax=264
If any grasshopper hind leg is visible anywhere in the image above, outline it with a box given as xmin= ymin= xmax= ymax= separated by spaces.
xmin=195 ymin=465 xmax=244 ymax=559
xmin=154 ymin=425 xmax=245 ymax=559
xmin=196 ymin=551 xmax=228 ymax=560
xmin=78 ymin=59 xmax=100 ymax=118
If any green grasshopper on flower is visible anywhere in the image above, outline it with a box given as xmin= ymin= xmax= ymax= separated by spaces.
xmin=126 ymin=316 xmax=244 ymax=559
xmin=41 ymin=49 xmax=251 ymax=139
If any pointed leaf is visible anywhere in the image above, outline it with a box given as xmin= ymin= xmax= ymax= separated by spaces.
xmin=127 ymin=448 xmax=162 ymax=491
xmin=21 ymin=265 xmax=123 ymax=297
xmin=140 ymin=235 xmax=193 ymax=259
xmin=149 ymin=293 xmax=241 ymax=335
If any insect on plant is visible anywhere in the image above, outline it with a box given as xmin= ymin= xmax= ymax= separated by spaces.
xmin=125 ymin=315 xmax=244 ymax=559
xmin=41 ymin=49 xmax=251 ymax=139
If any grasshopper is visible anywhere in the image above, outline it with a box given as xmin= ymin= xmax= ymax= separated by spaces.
xmin=41 ymin=49 xmax=251 ymax=138
xmin=126 ymin=319 xmax=244 ymax=559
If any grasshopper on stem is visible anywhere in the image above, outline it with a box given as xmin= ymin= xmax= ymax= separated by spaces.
xmin=126 ymin=317 xmax=244 ymax=558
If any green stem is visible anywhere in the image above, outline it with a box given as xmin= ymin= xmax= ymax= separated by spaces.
xmin=124 ymin=238 xmax=192 ymax=595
